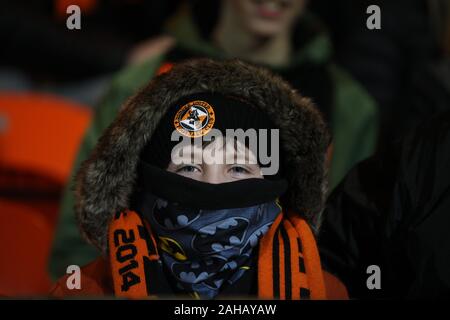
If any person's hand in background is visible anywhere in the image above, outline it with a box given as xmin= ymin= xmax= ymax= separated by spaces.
xmin=127 ymin=35 xmax=175 ymax=66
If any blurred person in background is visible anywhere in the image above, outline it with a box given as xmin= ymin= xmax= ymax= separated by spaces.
xmin=0 ymin=0 xmax=180 ymax=106
xmin=50 ymin=0 xmax=378 ymax=279
xmin=310 ymin=0 xmax=449 ymax=147
xmin=318 ymin=110 xmax=450 ymax=299
xmin=317 ymin=0 xmax=450 ymax=298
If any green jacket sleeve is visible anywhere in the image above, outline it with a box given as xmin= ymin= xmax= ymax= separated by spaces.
xmin=49 ymin=56 xmax=165 ymax=279
xmin=328 ymin=64 xmax=379 ymax=190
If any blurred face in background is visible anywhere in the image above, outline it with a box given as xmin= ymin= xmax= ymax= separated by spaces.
xmin=228 ymin=0 xmax=306 ymax=38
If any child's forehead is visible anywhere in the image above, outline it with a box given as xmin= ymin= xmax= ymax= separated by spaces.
xmin=173 ymin=137 xmax=259 ymax=163
xmin=178 ymin=137 xmax=248 ymax=151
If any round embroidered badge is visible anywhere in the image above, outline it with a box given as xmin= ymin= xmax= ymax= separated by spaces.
xmin=173 ymin=100 xmax=215 ymax=137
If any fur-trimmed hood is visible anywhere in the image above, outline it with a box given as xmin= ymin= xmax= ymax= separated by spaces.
xmin=75 ymin=59 xmax=330 ymax=254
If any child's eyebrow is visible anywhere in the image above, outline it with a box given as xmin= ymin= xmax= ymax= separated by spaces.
xmin=176 ymin=140 xmax=259 ymax=165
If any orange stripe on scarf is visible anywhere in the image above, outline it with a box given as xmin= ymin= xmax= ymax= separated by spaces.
xmin=278 ymin=229 xmax=286 ymax=299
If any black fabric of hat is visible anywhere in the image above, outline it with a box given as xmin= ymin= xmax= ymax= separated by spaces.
xmin=140 ymin=92 xmax=281 ymax=176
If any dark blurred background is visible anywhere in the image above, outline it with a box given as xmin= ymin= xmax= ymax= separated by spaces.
xmin=0 ymin=0 xmax=449 ymax=297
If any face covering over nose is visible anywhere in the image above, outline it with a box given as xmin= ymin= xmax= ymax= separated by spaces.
xmin=141 ymin=195 xmax=281 ymax=299
xmin=134 ymin=163 xmax=287 ymax=299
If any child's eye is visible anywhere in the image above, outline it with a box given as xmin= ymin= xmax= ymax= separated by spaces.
xmin=176 ymin=165 xmax=201 ymax=173
xmin=229 ymin=166 xmax=251 ymax=175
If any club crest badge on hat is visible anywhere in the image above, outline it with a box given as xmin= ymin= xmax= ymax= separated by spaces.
xmin=174 ymin=100 xmax=215 ymax=137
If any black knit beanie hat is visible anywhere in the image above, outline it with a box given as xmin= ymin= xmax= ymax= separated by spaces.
xmin=140 ymin=92 xmax=281 ymax=177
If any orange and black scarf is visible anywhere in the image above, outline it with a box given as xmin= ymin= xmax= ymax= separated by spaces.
xmin=108 ymin=210 xmax=326 ymax=299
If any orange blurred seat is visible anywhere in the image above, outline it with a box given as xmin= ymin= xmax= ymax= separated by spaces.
xmin=0 ymin=199 xmax=53 ymax=296
xmin=0 ymin=92 xmax=92 ymax=296
xmin=0 ymin=92 xmax=92 ymax=190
